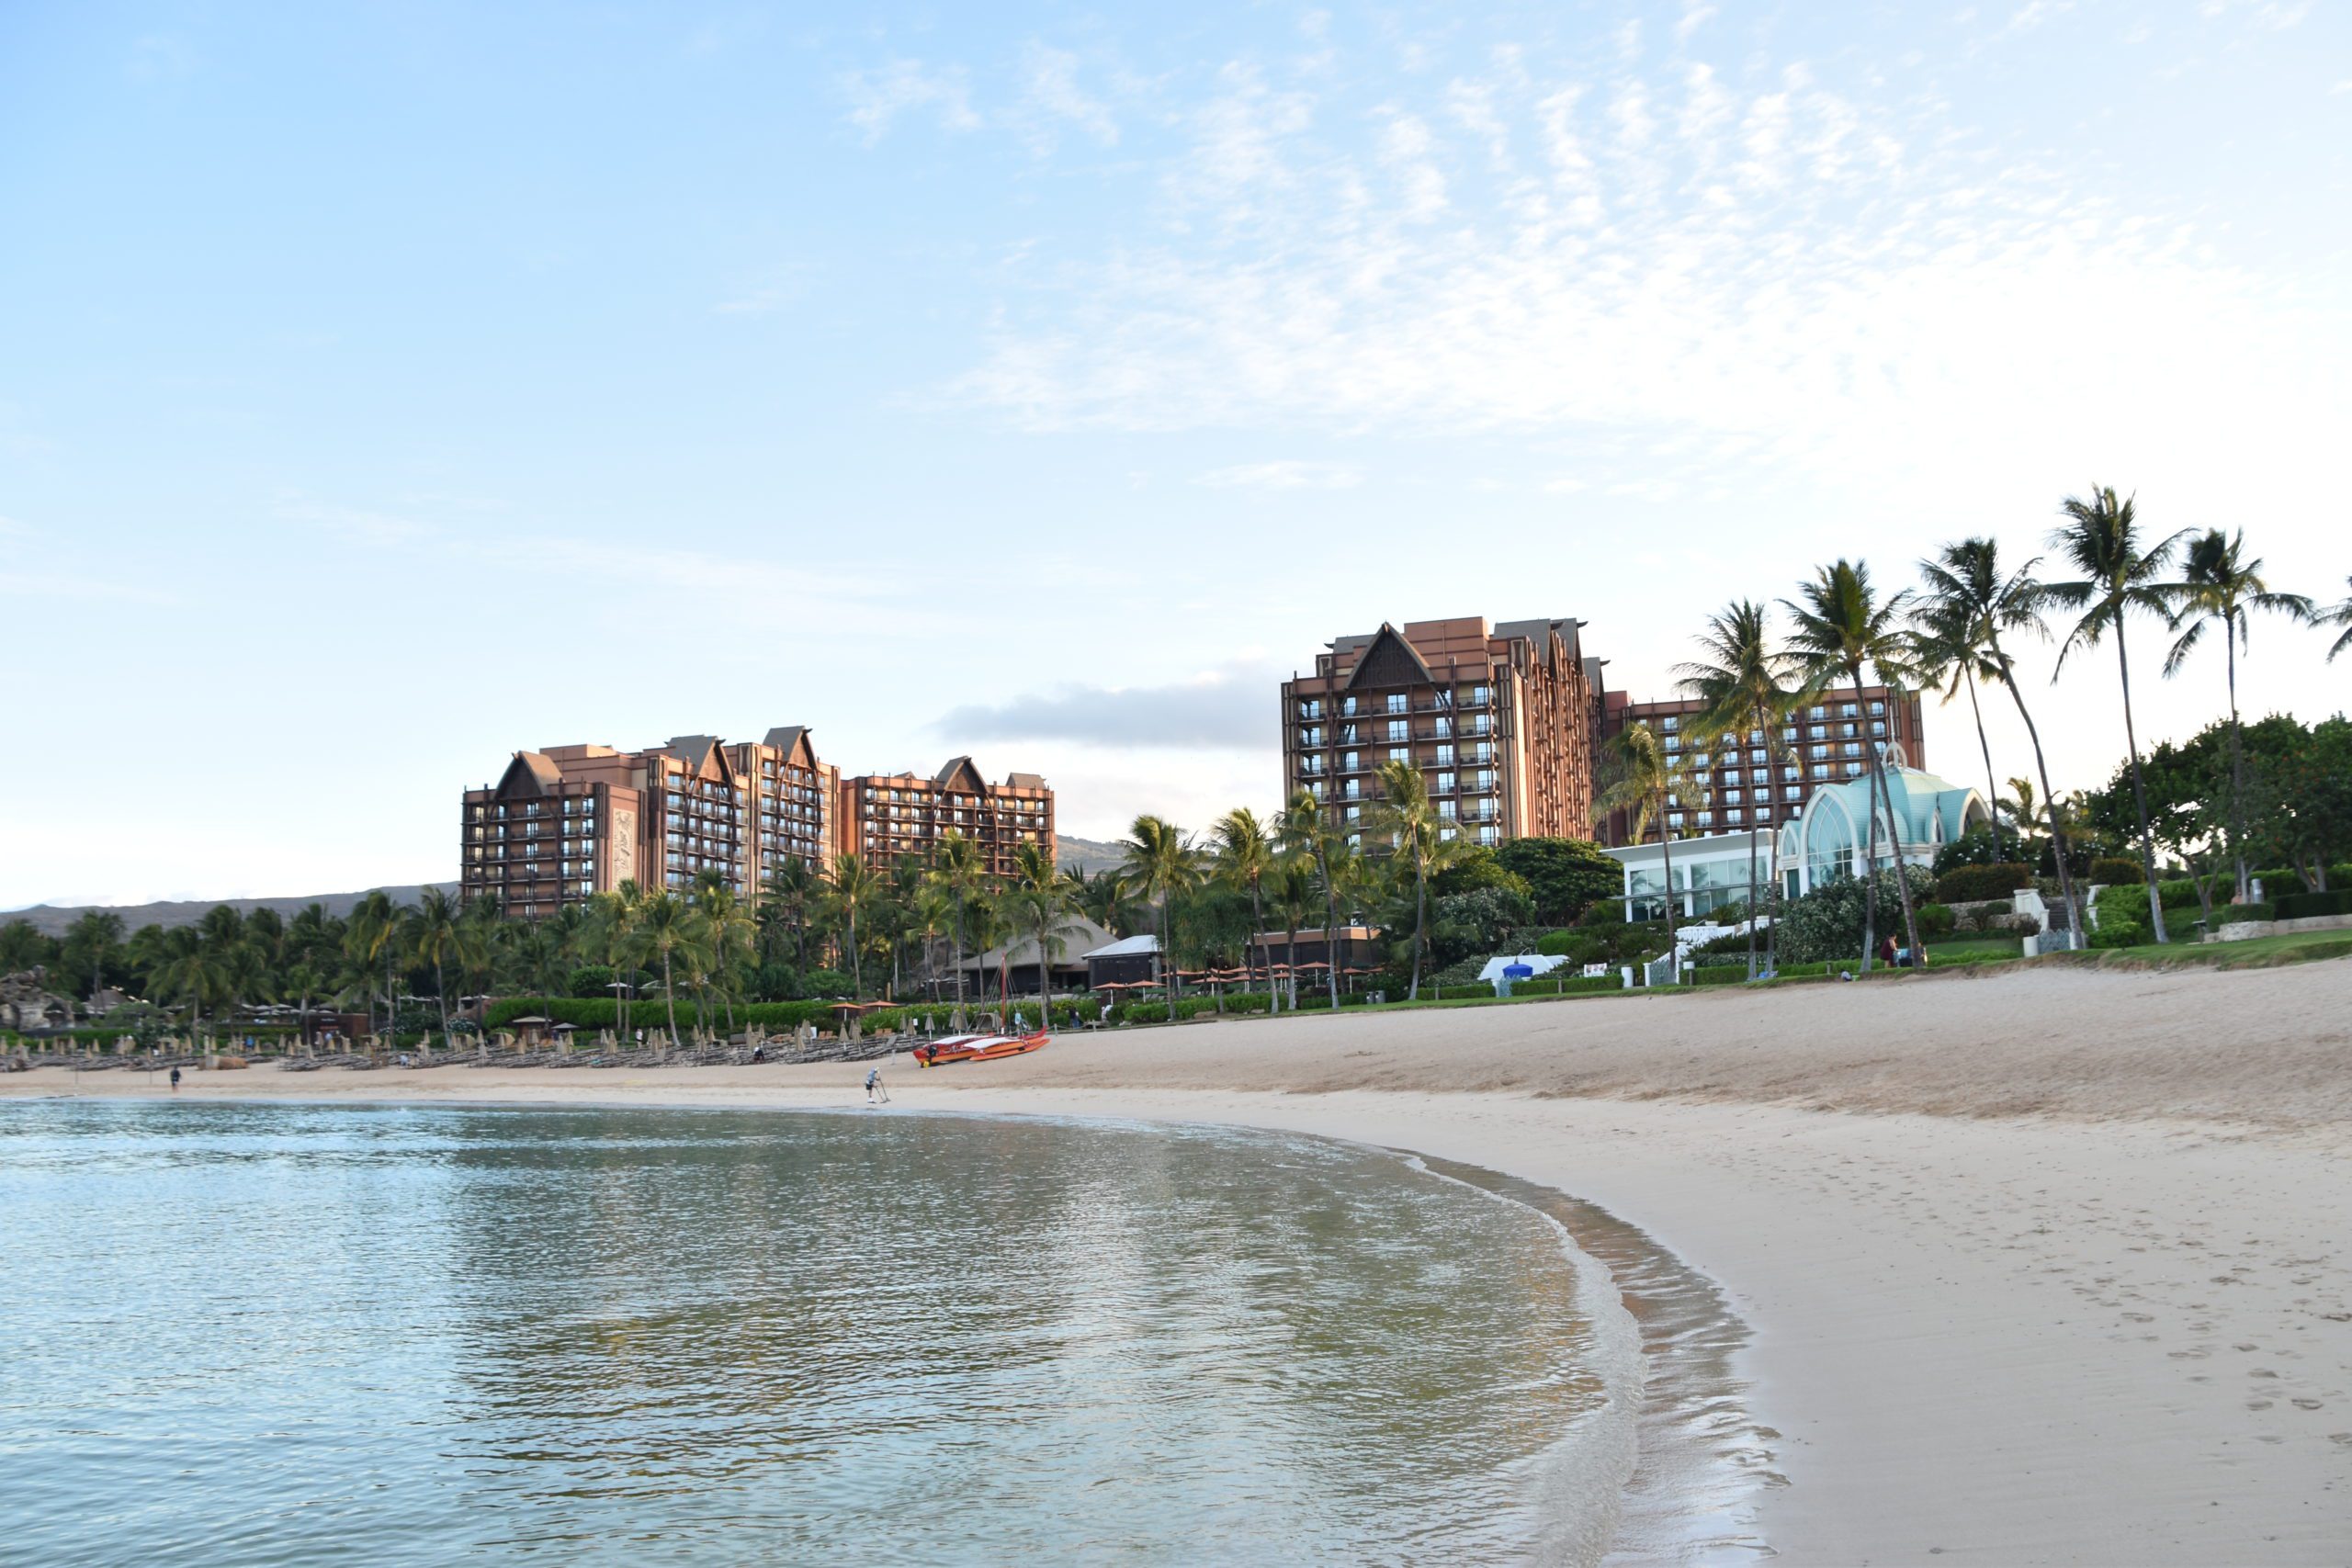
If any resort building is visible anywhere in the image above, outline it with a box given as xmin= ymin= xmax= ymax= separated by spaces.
xmin=837 ymin=758 xmax=1055 ymax=877
xmin=1280 ymin=616 xmax=1604 ymax=851
xmin=1599 ymin=685 xmax=1928 ymax=846
xmin=1601 ymin=767 xmax=1989 ymax=920
xmin=458 ymin=727 xmax=840 ymax=916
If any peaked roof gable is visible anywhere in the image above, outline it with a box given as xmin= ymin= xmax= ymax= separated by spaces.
xmin=933 ymin=755 xmax=988 ymax=792
xmin=494 ymin=751 xmax=563 ymax=799
xmin=1343 ymin=623 xmax=1438 ymax=690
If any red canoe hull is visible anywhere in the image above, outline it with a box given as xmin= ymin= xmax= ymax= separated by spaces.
xmin=911 ymin=1032 xmax=1049 ymax=1068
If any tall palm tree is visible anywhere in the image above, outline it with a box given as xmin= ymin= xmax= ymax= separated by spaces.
xmin=1212 ymin=807 xmax=1279 ymax=1007
xmin=691 ymin=874 xmax=756 ymax=1031
xmin=2043 ymin=486 xmax=2190 ymax=942
xmin=1782 ymin=559 xmax=1925 ymax=969
xmin=1909 ymin=567 xmax=2013 ymax=863
xmin=1591 ymin=721 xmax=1693 ymax=972
xmin=587 ymin=880 xmax=647 ymax=1036
xmin=759 ymin=856 xmax=818 ymax=972
xmin=1278 ymin=789 xmax=1343 ymax=1009
xmin=1119 ymin=815 xmax=1200 ymax=1010
xmin=1365 ymin=761 xmax=1447 ymax=1000
xmin=345 ymin=890 xmax=402 ymax=1048
xmin=1673 ymin=599 xmax=1803 ymax=978
xmin=826 ymin=853 xmax=883 ymax=999
xmin=1007 ymin=842 xmax=1080 ymax=1026
xmin=928 ymin=831 xmax=989 ymax=1026
xmin=406 ymin=887 xmax=462 ymax=1053
xmin=623 ymin=891 xmax=706 ymax=1046
xmin=2164 ymin=528 xmax=2314 ymax=902
xmin=1918 ymin=538 xmax=2084 ymax=944
xmin=1266 ymin=856 xmax=1317 ymax=1010
xmin=2315 ymin=576 xmax=2352 ymax=662
xmin=153 ymin=927 xmax=231 ymax=1047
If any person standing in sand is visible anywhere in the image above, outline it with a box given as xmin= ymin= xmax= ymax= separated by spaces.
xmin=169 ymin=1066 xmax=180 ymax=1093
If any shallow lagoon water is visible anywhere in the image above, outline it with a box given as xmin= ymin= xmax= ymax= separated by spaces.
xmin=0 ymin=1100 xmax=1638 ymax=1564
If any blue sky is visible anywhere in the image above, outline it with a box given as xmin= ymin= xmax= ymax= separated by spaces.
xmin=4 ymin=1 xmax=2348 ymax=905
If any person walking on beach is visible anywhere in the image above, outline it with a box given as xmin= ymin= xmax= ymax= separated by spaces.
xmin=169 ymin=1066 xmax=180 ymax=1093
xmin=865 ymin=1068 xmax=888 ymax=1106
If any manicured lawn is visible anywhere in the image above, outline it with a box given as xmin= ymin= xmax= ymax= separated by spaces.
xmin=2063 ymin=930 xmax=2352 ymax=970
xmin=1925 ymin=935 xmax=2026 ymax=961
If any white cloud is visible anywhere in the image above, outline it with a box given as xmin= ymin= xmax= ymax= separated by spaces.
xmin=1018 ymin=42 xmax=1118 ymax=150
xmin=842 ymin=58 xmax=980 ymax=144
xmin=1195 ymin=460 xmax=1363 ymax=490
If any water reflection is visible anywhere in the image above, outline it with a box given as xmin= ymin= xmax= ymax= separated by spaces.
xmin=3 ymin=1103 xmax=1611 ymax=1565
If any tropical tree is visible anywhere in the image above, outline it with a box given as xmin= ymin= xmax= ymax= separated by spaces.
xmin=2043 ymin=486 xmax=2189 ymax=942
xmin=759 ymin=856 xmax=819 ymax=972
xmin=927 ymin=831 xmax=989 ymax=1025
xmin=1119 ymin=815 xmax=1200 ymax=1008
xmin=2315 ymin=576 xmax=2352 ymax=662
xmin=1917 ymin=538 xmax=2085 ymax=944
xmin=345 ymin=890 xmax=402 ymax=1047
xmin=1909 ymin=563 xmax=2015 ymax=864
xmin=586 ymin=880 xmax=647 ymax=1036
xmin=1212 ymin=807 xmax=1279 ymax=1006
xmin=1266 ymin=856 xmax=1318 ymax=1010
xmin=1366 ymin=760 xmax=1449 ymax=1000
xmin=1590 ymin=720 xmax=1692 ymax=969
xmin=151 ymin=927 xmax=230 ymax=1045
xmin=691 ymin=874 xmax=756 ymax=1031
xmin=826 ymin=853 xmax=883 ymax=999
xmin=407 ymin=887 xmax=463 ymax=1052
xmin=1673 ymin=599 xmax=1803 ymax=977
xmin=1278 ymin=789 xmax=1344 ymax=1008
xmin=2164 ymin=528 xmax=2314 ymax=902
xmin=623 ymin=891 xmax=705 ymax=1047
xmin=1781 ymin=559 xmax=1925 ymax=969
xmin=1006 ymin=842 xmax=1080 ymax=1027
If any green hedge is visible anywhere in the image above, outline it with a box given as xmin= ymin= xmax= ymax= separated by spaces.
xmin=1935 ymin=863 xmax=2032 ymax=903
xmin=2275 ymin=889 xmax=2352 ymax=921
xmin=2088 ymin=857 xmax=2143 ymax=886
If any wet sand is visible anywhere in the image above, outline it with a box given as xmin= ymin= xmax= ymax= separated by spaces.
xmin=11 ymin=960 xmax=2349 ymax=1564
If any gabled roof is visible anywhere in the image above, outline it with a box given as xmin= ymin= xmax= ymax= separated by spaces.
xmin=933 ymin=755 xmax=988 ymax=792
xmin=1081 ymin=933 xmax=1161 ymax=959
xmin=495 ymin=751 xmax=564 ymax=799
xmin=665 ymin=734 xmax=723 ymax=773
xmin=1343 ymin=623 xmax=1438 ymax=690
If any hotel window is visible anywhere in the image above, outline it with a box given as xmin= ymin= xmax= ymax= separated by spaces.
xmin=1727 ymin=808 xmax=1745 ymax=823
xmin=1870 ymin=700 xmax=1885 ymax=716
xmin=1662 ymin=715 xmax=1678 ymax=730
xmin=1696 ymin=811 xmax=1714 ymax=827
xmin=1844 ymin=762 xmax=1864 ymax=777
xmin=1387 ymin=747 xmax=1409 ymax=764
xmin=1344 ymin=805 xmax=1362 ymax=822
xmin=1871 ymin=721 xmax=1886 ymax=737
xmin=1668 ymin=811 xmax=1686 ymax=829
xmin=1841 ymin=703 xmax=1859 ymax=717
xmin=1341 ymin=750 xmax=1360 ymax=772
xmin=1435 ymin=772 xmax=1456 ymax=793
xmin=1471 ymin=685 xmax=1490 ymax=705
xmin=1664 ymin=733 xmax=1680 ymax=750
xmin=1439 ymin=800 xmax=1456 ymax=819
xmin=1844 ymin=742 xmax=1861 ymax=757
xmin=1385 ymin=693 xmax=1408 ymax=714
xmin=1385 ymin=719 xmax=1408 ymax=741
xmin=1784 ymin=784 xmax=1803 ymax=801
xmin=1751 ymin=768 xmax=1770 ymax=784
xmin=1749 ymin=749 xmax=1766 ymax=764
xmin=1478 ymin=825 xmax=1498 ymax=845
xmin=1300 ymin=726 xmax=1324 ymax=746
xmin=1724 ymin=789 xmax=1744 ymax=805
xmin=1299 ymin=699 xmax=1323 ymax=719
xmin=1341 ymin=697 xmax=1359 ymax=716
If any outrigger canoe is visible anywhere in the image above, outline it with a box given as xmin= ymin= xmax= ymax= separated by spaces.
xmin=910 ymin=1032 xmax=1049 ymax=1068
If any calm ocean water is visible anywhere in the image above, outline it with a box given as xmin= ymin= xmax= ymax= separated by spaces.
xmin=0 ymin=1101 xmax=1636 ymax=1565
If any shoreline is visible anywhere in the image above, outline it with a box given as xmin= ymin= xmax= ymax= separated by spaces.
xmin=10 ymin=960 xmax=2349 ymax=1563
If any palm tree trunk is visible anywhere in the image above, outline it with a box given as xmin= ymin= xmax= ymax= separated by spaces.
xmin=1963 ymin=670 xmax=2006 ymax=864
xmin=1859 ymin=674 xmax=1925 ymax=964
xmin=662 ymin=951 xmax=679 ymax=1049
xmin=1989 ymin=645 xmax=2083 ymax=950
xmin=1284 ymin=928 xmax=1299 ymax=1010
xmin=1408 ymin=854 xmax=1427 ymax=1001
xmin=847 ymin=911 xmax=863 ymax=998
xmin=1657 ymin=784 xmax=1679 ymax=982
xmin=435 ymin=957 xmax=450 ymax=1055
xmin=1859 ymin=755 xmax=1879 ymax=973
xmin=2226 ymin=625 xmax=2249 ymax=905
xmin=1250 ymin=885 xmax=1271 ymax=1010
xmin=1320 ymin=847 xmax=1340 ymax=1009
xmin=2116 ymin=633 xmax=2170 ymax=942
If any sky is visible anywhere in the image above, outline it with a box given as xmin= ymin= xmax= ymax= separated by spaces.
xmin=3 ymin=1 xmax=2348 ymax=907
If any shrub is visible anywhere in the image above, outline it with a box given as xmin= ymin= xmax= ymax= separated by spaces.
xmin=1932 ymin=825 xmax=2008 ymax=874
xmin=1915 ymin=903 xmax=1956 ymax=939
xmin=1776 ymin=867 xmax=1938 ymax=964
xmin=2088 ymin=857 xmax=2143 ymax=886
xmin=566 ymin=964 xmax=616 ymax=999
xmin=1935 ymin=863 xmax=2032 ymax=904
xmin=2217 ymin=902 xmax=2274 ymax=925
xmin=2275 ymin=889 xmax=2352 ymax=920
xmin=1495 ymin=837 xmax=1623 ymax=923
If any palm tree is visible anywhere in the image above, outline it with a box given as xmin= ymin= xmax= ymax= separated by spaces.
xmin=407 ymin=887 xmax=462 ymax=1053
xmin=1674 ymin=600 xmax=1802 ymax=978
xmin=1267 ymin=857 xmax=1317 ymax=1010
xmin=345 ymin=890 xmax=402 ymax=1049
xmin=2044 ymin=486 xmax=2190 ymax=942
xmin=1366 ymin=761 xmax=1448 ymax=1000
xmin=1919 ymin=538 xmax=2085 ymax=945
xmin=1119 ymin=815 xmax=1200 ymax=1010
xmin=759 ymin=856 xmax=818 ymax=972
xmin=1212 ymin=808 xmax=1279 ymax=1007
xmin=826 ymin=852 xmax=883 ymax=999
xmin=2315 ymin=576 xmax=2352 ymax=662
xmin=2164 ymin=528 xmax=2314 ymax=903
xmin=1007 ymin=843 xmax=1080 ymax=1026
xmin=1782 ymin=559 xmax=1925 ymax=969
xmin=1591 ymin=720 xmax=1693 ymax=972
xmin=691 ymin=874 xmax=756 ymax=1031
xmin=928 ymin=831 xmax=989 ymax=1026
xmin=152 ymin=927 xmax=231 ymax=1048
xmin=1278 ymin=789 xmax=1343 ymax=1009
xmin=587 ymin=880 xmax=647 ymax=1036
xmin=1909 ymin=566 xmax=2014 ymax=863
xmin=623 ymin=891 xmax=705 ymax=1047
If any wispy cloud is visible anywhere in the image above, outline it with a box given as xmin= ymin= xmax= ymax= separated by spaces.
xmin=936 ymin=662 xmax=1278 ymax=751
xmin=1016 ymin=42 xmax=1119 ymax=151
xmin=842 ymin=58 xmax=980 ymax=144
xmin=1195 ymin=460 xmax=1362 ymax=490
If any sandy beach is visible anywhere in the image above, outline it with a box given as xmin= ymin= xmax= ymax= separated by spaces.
xmin=12 ymin=960 xmax=2349 ymax=1564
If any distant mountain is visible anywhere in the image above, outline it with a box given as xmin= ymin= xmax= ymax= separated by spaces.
xmin=8 ymin=836 xmax=1127 ymax=939
xmin=1055 ymin=835 xmax=1125 ymax=875
xmin=4 ymin=886 xmax=456 ymax=938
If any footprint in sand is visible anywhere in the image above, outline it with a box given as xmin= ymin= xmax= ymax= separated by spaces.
xmin=2292 ymin=1399 xmax=2324 ymax=1410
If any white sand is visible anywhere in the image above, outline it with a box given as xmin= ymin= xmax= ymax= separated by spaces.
xmin=12 ymin=960 xmax=2350 ymax=1563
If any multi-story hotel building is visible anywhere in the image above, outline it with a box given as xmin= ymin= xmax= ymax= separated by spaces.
xmin=838 ymin=758 xmax=1055 ymax=876
xmin=1599 ymin=685 xmax=1928 ymax=843
xmin=1280 ymin=617 xmax=1605 ymax=849
xmin=458 ymin=727 xmax=840 ymax=917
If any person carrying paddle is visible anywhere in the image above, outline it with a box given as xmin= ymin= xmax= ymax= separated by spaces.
xmin=865 ymin=1068 xmax=889 ymax=1106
